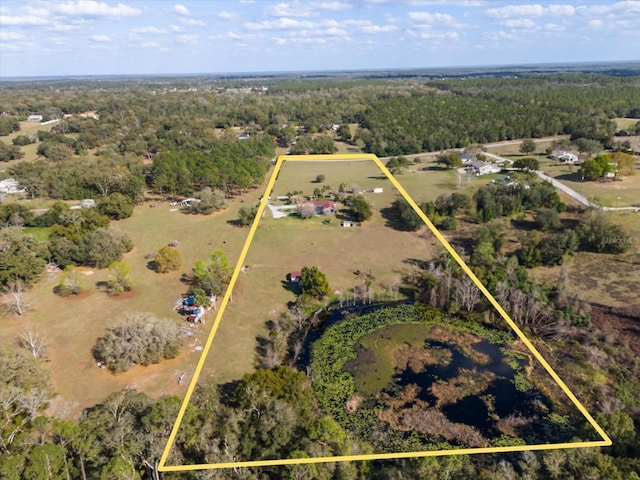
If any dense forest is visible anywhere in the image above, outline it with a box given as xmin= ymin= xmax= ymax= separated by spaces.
xmin=1 ymin=72 xmax=640 ymax=479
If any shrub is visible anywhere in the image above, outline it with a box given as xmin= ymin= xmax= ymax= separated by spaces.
xmin=92 ymin=313 xmax=182 ymax=372
xmin=154 ymin=246 xmax=183 ymax=273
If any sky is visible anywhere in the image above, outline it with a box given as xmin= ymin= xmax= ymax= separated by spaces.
xmin=0 ymin=0 xmax=639 ymax=78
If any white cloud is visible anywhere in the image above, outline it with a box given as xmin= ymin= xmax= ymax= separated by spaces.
xmin=486 ymin=3 xmax=575 ymax=19
xmin=177 ymin=34 xmax=198 ymax=44
xmin=170 ymin=24 xmax=182 ymax=32
xmin=174 ymin=4 xmax=190 ymax=16
xmin=316 ymin=1 xmax=352 ymax=11
xmin=0 ymin=31 xmax=25 ymax=41
xmin=266 ymin=1 xmax=351 ymax=18
xmin=218 ymin=11 xmax=236 ymax=20
xmin=90 ymin=34 xmax=111 ymax=42
xmin=131 ymin=26 xmax=167 ymax=34
xmin=0 ymin=14 xmax=50 ymax=26
xmin=361 ymin=24 xmax=398 ymax=33
xmin=141 ymin=41 xmax=160 ymax=48
xmin=180 ymin=18 xmax=206 ymax=26
xmin=588 ymin=19 xmax=603 ymax=28
xmin=420 ymin=30 xmax=459 ymax=40
xmin=266 ymin=2 xmax=313 ymax=17
xmin=502 ymin=18 xmax=537 ymax=28
xmin=244 ymin=18 xmax=314 ymax=30
xmin=408 ymin=11 xmax=463 ymax=27
xmin=54 ymin=1 xmax=141 ymax=18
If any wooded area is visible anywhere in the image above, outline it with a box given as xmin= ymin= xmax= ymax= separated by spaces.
xmin=1 ymin=71 xmax=639 ymax=479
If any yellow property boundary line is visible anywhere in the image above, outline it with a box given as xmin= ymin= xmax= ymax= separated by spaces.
xmin=159 ymin=154 xmax=611 ymax=472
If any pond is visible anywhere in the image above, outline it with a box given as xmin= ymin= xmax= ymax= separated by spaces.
xmin=393 ymin=338 xmax=545 ymax=437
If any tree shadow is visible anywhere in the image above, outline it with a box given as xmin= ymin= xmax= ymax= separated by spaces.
xmin=510 ymin=219 xmax=537 ymax=231
xmin=379 ymin=206 xmax=417 ymax=231
xmin=368 ymin=175 xmax=388 ymax=180
xmin=146 ymin=261 xmax=157 ymax=271
xmin=281 ymin=280 xmax=302 ymax=295
xmin=403 ymin=258 xmax=430 ymax=270
xmin=95 ymin=280 xmax=109 ymax=293
xmin=555 ymin=172 xmax=583 ymax=183
xmin=226 ymin=218 xmax=248 ymax=227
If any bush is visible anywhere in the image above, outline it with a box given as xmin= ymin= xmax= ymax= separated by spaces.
xmin=92 ymin=313 xmax=182 ymax=372
xmin=154 ymin=246 xmax=183 ymax=273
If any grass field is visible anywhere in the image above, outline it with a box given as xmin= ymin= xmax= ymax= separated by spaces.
xmin=538 ymin=158 xmax=640 ymax=207
xmin=0 ymin=185 xmax=266 ymax=418
xmin=0 ymin=120 xmax=55 ymax=175
xmin=200 ymin=159 xmax=443 ymax=384
xmin=614 ymin=118 xmax=639 ymax=130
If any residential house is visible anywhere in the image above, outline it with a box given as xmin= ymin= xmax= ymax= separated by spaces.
xmin=470 ymin=160 xmax=501 ymax=176
xmin=550 ymin=150 xmax=579 ymax=164
xmin=303 ymin=200 xmax=336 ymax=215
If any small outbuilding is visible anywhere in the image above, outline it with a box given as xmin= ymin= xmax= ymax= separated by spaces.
xmin=289 ymin=271 xmax=302 ymax=282
xmin=373 ymin=187 xmax=384 ymax=193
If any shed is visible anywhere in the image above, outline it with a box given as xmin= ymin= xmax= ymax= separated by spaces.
xmin=373 ymin=187 xmax=384 ymax=193
xmin=289 ymin=271 xmax=302 ymax=282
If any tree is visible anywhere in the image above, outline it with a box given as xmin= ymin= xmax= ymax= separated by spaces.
xmin=107 ymin=261 xmax=133 ymax=296
xmin=97 ymin=193 xmax=134 ymax=220
xmin=93 ymin=313 xmax=182 ymax=372
xmin=154 ymin=246 xmax=183 ymax=273
xmin=18 ymin=329 xmax=47 ymax=359
xmin=386 ymin=156 xmax=410 ymax=174
xmin=1 ymin=281 xmax=31 ymax=316
xmin=55 ymin=265 xmax=84 ymax=297
xmin=297 ymin=202 xmax=316 ymax=219
xmin=454 ymin=275 xmax=481 ymax=313
xmin=83 ymin=229 xmax=133 ymax=269
xmin=192 ymin=250 xmax=232 ymax=296
xmin=577 ymin=212 xmax=631 ymax=254
xmin=187 ymin=187 xmax=226 ymax=214
xmin=337 ymin=124 xmax=352 ymax=142
xmin=348 ymin=195 xmax=372 ymax=222
xmin=574 ymin=137 xmax=602 ymax=155
xmin=390 ymin=198 xmax=423 ymax=231
xmin=237 ymin=204 xmax=259 ymax=226
xmin=535 ymin=207 xmax=560 ymax=231
xmin=300 ymin=266 xmax=331 ymax=300
xmin=610 ymin=151 xmax=636 ymax=176
xmin=540 ymin=231 xmax=578 ymax=265
xmin=315 ymin=174 xmax=325 ymax=183
xmin=0 ymin=142 xmax=24 ymax=162
xmin=579 ymin=153 xmax=617 ymax=180
xmin=519 ymin=138 xmax=536 ymax=155
xmin=437 ymin=153 xmax=462 ymax=169
xmin=513 ymin=157 xmax=539 ymax=171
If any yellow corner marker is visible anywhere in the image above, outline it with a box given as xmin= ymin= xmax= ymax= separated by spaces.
xmin=159 ymin=154 xmax=611 ymax=473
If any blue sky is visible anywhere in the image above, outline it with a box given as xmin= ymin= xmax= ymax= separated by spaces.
xmin=1 ymin=0 xmax=639 ymax=77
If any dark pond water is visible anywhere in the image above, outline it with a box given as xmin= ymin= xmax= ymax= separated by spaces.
xmin=394 ymin=339 xmax=547 ymax=437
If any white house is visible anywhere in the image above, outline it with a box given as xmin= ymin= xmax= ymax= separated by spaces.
xmin=550 ymin=150 xmax=579 ymax=164
xmin=470 ymin=160 xmax=501 ymax=176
